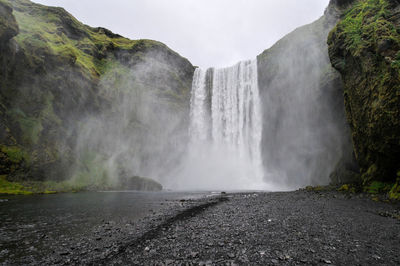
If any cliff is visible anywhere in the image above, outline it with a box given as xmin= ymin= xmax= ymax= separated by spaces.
xmin=328 ymin=0 xmax=400 ymax=191
xmin=0 ymin=0 xmax=194 ymax=191
xmin=256 ymin=2 xmax=357 ymax=187
xmin=1 ymin=0 xmax=398 ymax=194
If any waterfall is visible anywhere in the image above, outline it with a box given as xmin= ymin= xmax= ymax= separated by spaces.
xmin=180 ymin=59 xmax=267 ymax=190
xmin=210 ymin=60 xmax=262 ymax=166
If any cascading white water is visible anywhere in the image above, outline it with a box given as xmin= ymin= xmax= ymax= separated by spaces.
xmin=210 ymin=60 xmax=262 ymax=166
xmin=180 ymin=59 xmax=267 ymax=190
xmin=189 ymin=69 xmax=209 ymax=142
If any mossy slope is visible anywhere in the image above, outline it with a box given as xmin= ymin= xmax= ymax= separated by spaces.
xmin=0 ymin=0 xmax=194 ymax=190
xmin=328 ymin=0 xmax=400 ymax=184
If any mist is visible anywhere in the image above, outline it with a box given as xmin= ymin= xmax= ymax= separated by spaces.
xmin=166 ymin=6 xmax=353 ymax=191
xmin=69 ymin=12 xmax=353 ymax=191
xmin=68 ymin=47 xmax=193 ymax=189
xmin=10 ymin=0 xmax=353 ymax=192
xmin=257 ymin=11 xmax=353 ymax=189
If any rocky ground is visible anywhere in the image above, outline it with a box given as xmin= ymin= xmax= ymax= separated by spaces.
xmin=100 ymin=191 xmax=400 ymax=266
xmin=3 ymin=190 xmax=400 ymax=265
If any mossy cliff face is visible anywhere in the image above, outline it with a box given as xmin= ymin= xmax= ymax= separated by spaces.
xmin=257 ymin=3 xmax=357 ymax=187
xmin=328 ymin=0 xmax=400 ymax=184
xmin=0 ymin=0 xmax=194 ymax=188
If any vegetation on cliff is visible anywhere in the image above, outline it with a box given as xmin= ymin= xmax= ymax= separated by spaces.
xmin=328 ymin=0 xmax=400 ymax=198
xmin=0 ymin=0 xmax=194 ymax=193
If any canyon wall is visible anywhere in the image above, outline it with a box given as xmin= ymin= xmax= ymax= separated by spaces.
xmin=0 ymin=0 xmax=194 ymax=188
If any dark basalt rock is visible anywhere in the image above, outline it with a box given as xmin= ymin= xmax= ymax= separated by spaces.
xmin=118 ymin=176 xmax=163 ymax=191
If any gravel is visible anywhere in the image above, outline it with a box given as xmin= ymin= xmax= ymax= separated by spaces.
xmin=2 ymin=190 xmax=400 ymax=265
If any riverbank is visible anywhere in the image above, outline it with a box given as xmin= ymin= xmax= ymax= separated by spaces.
xmin=0 ymin=175 xmax=79 ymax=195
xmin=0 ymin=175 xmax=162 ymax=195
xmin=0 ymin=191 xmax=211 ymax=265
xmin=1 ymin=190 xmax=399 ymax=265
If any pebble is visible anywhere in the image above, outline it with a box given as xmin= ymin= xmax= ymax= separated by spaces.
xmin=227 ymin=253 xmax=235 ymax=258
xmin=372 ymin=254 xmax=381 ymax=260
xmin=3 ymin=191 xmax=399 ymax=265
xmin=190 ymin=251 xmax=199 ymax=258
xmin=321 ymin=259 xmax=332 ymax=264
xmin=59 ymin=251 xmax=70 ymax=256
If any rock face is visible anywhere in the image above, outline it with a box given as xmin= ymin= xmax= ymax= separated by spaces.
xmin=257 ymin=3 xmax=357 ymax=187
xmin=0 ymin=0 xmax=194 ymax=188
xmin=328 ymin=0 xmax=400 ymax=183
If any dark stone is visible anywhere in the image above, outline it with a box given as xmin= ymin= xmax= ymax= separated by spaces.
xmin=377 ymin=39 xmax=394 ymax=54
xmin=118 ymin=176 xmax=163 ymax=191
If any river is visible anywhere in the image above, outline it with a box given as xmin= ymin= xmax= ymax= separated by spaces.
xmin=0 ymin=191 xmax=212 ymax=264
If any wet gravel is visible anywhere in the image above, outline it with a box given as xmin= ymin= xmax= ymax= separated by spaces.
xmin=1 ymin=190 xmax=400 ymax=265
xmin=0 ymin=191 xmax=210 ymax=265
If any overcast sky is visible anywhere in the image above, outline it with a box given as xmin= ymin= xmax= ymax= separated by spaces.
xmin=32 ymin=0 xmax=329 ymax=68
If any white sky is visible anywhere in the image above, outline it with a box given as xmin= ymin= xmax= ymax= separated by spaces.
xmin=32 ymin=0 xmax=329 ymax=68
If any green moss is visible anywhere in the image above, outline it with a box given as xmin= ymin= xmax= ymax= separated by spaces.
xmin=388 ymin=178 xmax=400 ymax=200
xmin=328 ymin=0 xmax=400 ymax=184
xmin=40 ymin=92 xmax=62 ymax=126
xmin=0 ymin=175 xmax=32 ymax=194
xmin=7 ymin=0 xmax=164 ymax=79
xmin=338 ymin=183 xmax=358 ymax=193
xmin=334 ymin=0 xmax=398 ymax=55
xmin=4 ymin=91 xmax=62 ymax=148
xmin=7 ymin=108 xmax=43 ymax=145
xmin=364 ymin=181 xmax=393 ymax=194
xmin=361 ymin=163 xmax=378 ymax=183
xmin=43 ymin=189 xmax=56 ymax=194
xmin=19 ymin=116 xmax=43 ymax=145
xmin=12 ymin=9 xmax=95 ymax=77
xmin=98 ymin=59 xmax=131 ymax=94
xmin=0 ymin=175 xmax=87 ymax=195
xmin=0 ymin=145 xmax=26 ymax=163
xmin=4 ymin=0 xmax=175 ymax=84
xmin=305 ymin=185 xmax=327 ymax=191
